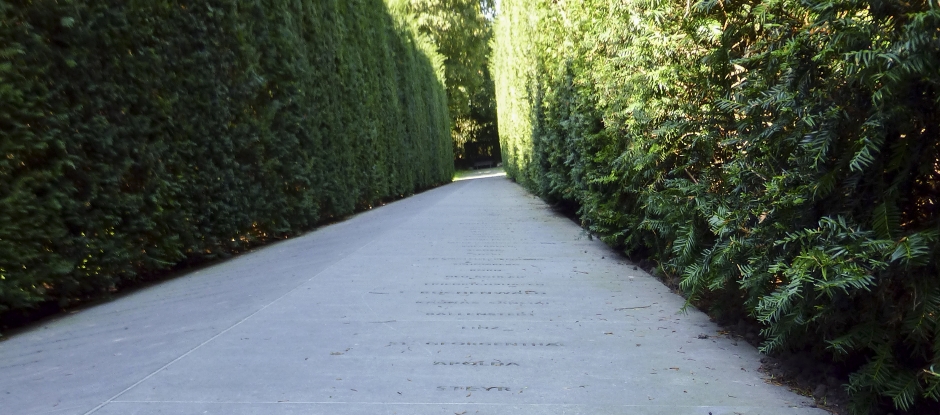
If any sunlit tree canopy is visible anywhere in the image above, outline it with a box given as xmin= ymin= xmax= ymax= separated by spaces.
xmin=392 ymin=0 xmax=499 ymax=165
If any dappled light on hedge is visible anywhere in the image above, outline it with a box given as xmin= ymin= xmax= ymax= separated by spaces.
xmin=493 ymin=0 xmax=939 ymax=413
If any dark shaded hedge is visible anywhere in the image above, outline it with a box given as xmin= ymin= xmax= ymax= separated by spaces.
xmin=0 ymin=0 xmax=452 ymax=320
xmin=494 ymin=0 xmax=939 ymax=413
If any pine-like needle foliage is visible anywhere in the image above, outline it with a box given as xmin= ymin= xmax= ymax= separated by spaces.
xmin=493 ymin=0 xmax=940 ymax=412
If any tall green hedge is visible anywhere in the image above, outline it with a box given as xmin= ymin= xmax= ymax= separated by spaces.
xmin=0 ymin=0 xmax=452 ymax=320
xmin=494 ymin=0 xmax=939 ymax=413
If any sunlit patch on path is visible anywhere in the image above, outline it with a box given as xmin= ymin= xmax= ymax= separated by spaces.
xmin=453 ymin=167 xmax=507 ymax=181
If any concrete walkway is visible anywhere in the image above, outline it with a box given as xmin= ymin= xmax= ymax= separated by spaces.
xmin=0 ymin=173 xmax=826 ymax=415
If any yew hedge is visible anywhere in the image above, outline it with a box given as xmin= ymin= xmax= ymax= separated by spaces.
xmin=0 ymin=0 xmax=452 ymax=322
xmin=493 ymin=0 xmax=939 ymax=413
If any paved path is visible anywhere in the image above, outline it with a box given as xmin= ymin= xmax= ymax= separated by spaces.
xmin=0 ymin=173 xmax=825 ymax=415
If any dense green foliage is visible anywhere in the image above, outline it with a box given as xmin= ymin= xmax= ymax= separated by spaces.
xmin=393 ymin=0 xmax=499 ymax=165
xmin=494 ymin=0 xmax=939 ymax=412
xmin=0 ymin=0 xmax=452 ymax=322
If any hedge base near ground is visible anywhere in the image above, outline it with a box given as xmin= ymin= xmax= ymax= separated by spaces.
xmin=0 ymin=0 xmax=452 ymax=324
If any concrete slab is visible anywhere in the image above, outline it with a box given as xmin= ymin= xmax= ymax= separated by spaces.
xmin=0 ymin=173 xmax=827 ymax=415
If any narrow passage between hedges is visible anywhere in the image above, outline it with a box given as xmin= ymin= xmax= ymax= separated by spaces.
xmin=0 ymin=174 xmax=826 ymax=415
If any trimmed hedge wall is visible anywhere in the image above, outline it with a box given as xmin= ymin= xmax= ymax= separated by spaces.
xmin=0 ymin=0 xmax=452 ymax=321
xmin=493 ymin=1 xmax=939 ymax=413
